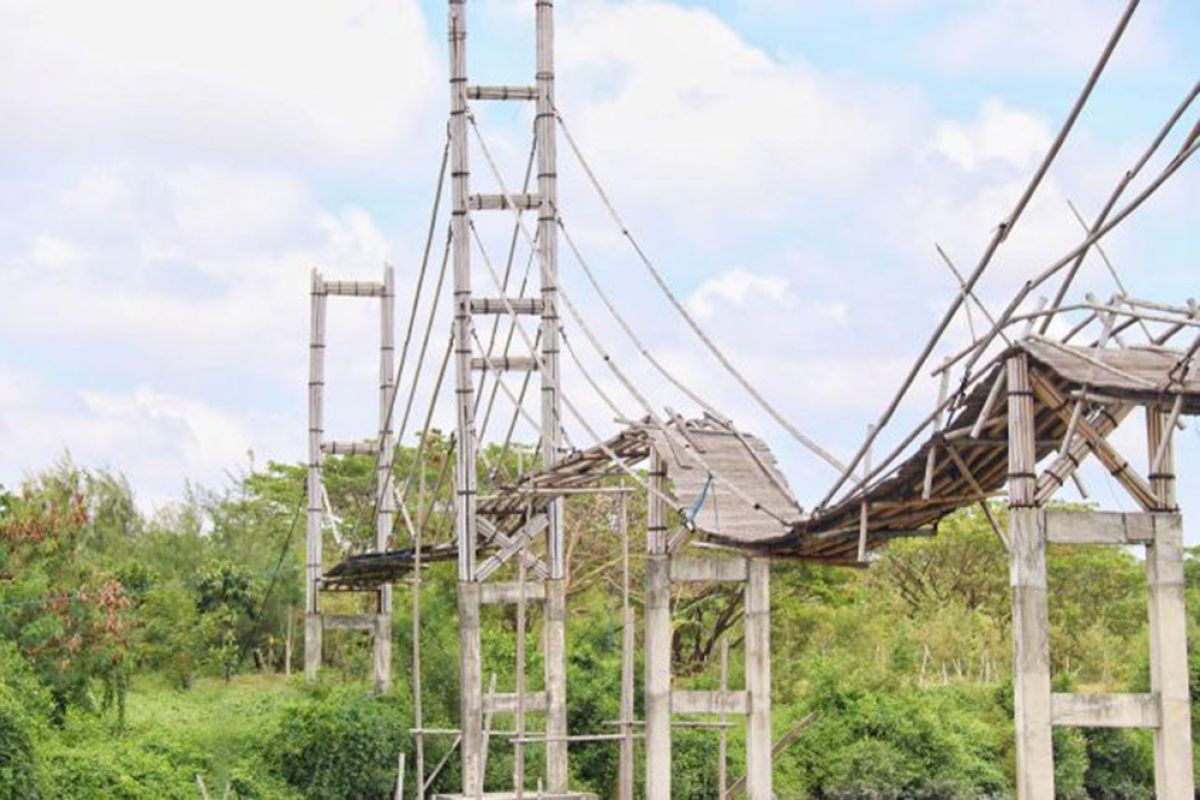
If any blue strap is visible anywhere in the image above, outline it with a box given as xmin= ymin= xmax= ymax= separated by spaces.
xmin=687 ymin=473 xmax=714 ymax=525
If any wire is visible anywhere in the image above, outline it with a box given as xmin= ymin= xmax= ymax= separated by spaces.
xmin=554 ymin=107 xmax=847 ymax=474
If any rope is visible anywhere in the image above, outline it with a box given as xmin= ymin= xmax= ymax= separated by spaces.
xmin=474 ymin=133 xmax=538 ymax=422
xmin=463 ymin=216 xmax=697 ymax=524
xmin=347 ymin=134 xmax=450 ymax=549
xmin=466 ymin=113 xmax=791 ymax=527
xmin=554 ymin=108 xmax=846 ymax=474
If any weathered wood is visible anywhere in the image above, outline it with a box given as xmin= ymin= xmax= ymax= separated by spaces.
xmin=1028 ymin=370 xmax=1157 ymax=510
xmin=645 ymin=424 xmax=798 ymax=544
xmin=671 ymin=690 xmax=748 ymax=716
xmin=669 ymin=555 xmax=748 ymax=583
xmin=1043 ymin=510 xmax=1156 ymax=545
xmin=475 ymin=515 xmax=550 ymax=581
xmin=1051 ymin=693 xmax=1161 ymax=728
xmin=1022 ymin=338 xmax=1200 ymax=407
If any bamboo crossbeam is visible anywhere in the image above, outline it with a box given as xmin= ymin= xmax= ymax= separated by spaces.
xmin=1028 ymin=371 xmax=1157 ymax=510
xmin=468 ymin=85 xmax=537 ymax=101
xmin=322 ymin=279 xmax=386 ymax=297
xmin=469 ymin=193 xmax=541 ymax=211
xmin=1041 ymin=80 xmax=1200 ymax=333
xmin=471 ymin=297 xmax=544 ymax=315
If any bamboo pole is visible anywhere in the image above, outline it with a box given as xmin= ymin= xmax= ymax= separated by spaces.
xmin=618 ymin=491 xmax=635 ymax=800
xmin=1007 ymin=353 xmax=1054 ymax=800
xmin=820 ymin=0 xmax=1141 ymax=508
xmin=857 ymin=425 xmax=874 ymax=563
xmin=412 ymin=445 xmax=426 ymax=800
xmin=922 ymin=365 xmax=952 ymax=500
xmin=534 ymin=2 xmax=569 ymax=788
xmin=306 ymin=270 xmax=327 ymax=681
xmin=376 ymin=264 xmax=396 ymax=694
xmin=1041 ymin=81 xmax=1200 ymax=334
xmin=449 ymin=2 xmax=482 ymax=795
xmin=718 ymin=638 xmax=729 ymax=800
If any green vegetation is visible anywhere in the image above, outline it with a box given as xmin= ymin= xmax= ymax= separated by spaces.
xmin=0 ymin=450 xmax=1197 ymax=798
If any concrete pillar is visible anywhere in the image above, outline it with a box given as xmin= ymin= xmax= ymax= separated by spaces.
xmin=644 ymin=554 xmax=671 ymax=800
xmin=458 ymin=581 xmax=483 ymax=797
xmin=744 ymin=558 xmax=772 ymax=800
xmin=304 ymin=613 xmax=322 ymax=683
xmin=373 ymin=611 xmax=392 ymax=696
xmin=1007 ymin=353 xmax=1054 ymax=800
xmin=1145 ymin=403 xmax=1193 ymax=799
xmin=544 ymin=578 xmax=568 ymax=791
xmin=1147 ymin=514 xmax=1194 ymax=799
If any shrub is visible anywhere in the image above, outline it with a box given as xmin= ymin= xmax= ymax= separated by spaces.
xmin=266 ymin=685 xmax=409 ymax=799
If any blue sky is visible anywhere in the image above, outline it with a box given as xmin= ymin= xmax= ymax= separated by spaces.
xmin=1 ymin=0 xmax=1198 ymax=534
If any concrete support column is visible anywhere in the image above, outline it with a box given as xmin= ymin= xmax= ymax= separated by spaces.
xmin=544 ymin=578 xmax=568 ymax=791
xmin=304 ymin=613 xmax=322 ymax=683
xmin=373 ymin=610 xmax=392 ymax=696
xmin=644 ymin=554 xmax=671 ymax=800
xmin=1146 ymin=514 xmax=1194 ymax=799
xmin=1146 ymin=406 xmax=1194 ymax=798
xmin=458 ymin=581 xmax=483 ymax=797
xmin=1007 ymin=353 xmax=1054 ymax=800
xmin=744 ymin=558 xmax=772 ymax=800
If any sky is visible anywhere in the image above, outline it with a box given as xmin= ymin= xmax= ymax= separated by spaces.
xmin=1 ymin=0 xmax=1198 ymax=533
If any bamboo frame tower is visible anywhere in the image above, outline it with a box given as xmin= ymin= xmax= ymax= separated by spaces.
xmin=447 ymin=0 xmax=574 ymax=795
xmin=306 ymin=265 xmax=396 ymax=693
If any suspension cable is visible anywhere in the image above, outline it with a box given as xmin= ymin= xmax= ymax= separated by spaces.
xmin=553 ymin=107 xmax=846 ymax=474
xmin=466 ymin=115 xmax=793 ymax=525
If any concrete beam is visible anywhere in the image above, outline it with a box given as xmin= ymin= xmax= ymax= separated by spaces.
xmin=1051 ymin=692 xmax=1161 ymax=728
xmin=669 ymin=555 xmax=748 ymax=583
xmin=671 ymin=690 xmax=748 ymax=716
xmin=479 ymin=581 xmax=547 ymax=605
xmin=1043 ymin=510 xmax=1158 ymax=545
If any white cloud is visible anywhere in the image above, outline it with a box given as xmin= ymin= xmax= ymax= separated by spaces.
xmin=933 ymin=99 xmax=1052 ymax=172
xmin=556 ymin=1 xmax=922 ymax=232
xmin=919 ymin=0 xmax=1169 ymax=75
xmin=0 ymin=0 xmax=439 ymax=163
xmin=687 ymin=270 xmax=793 ymax=318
